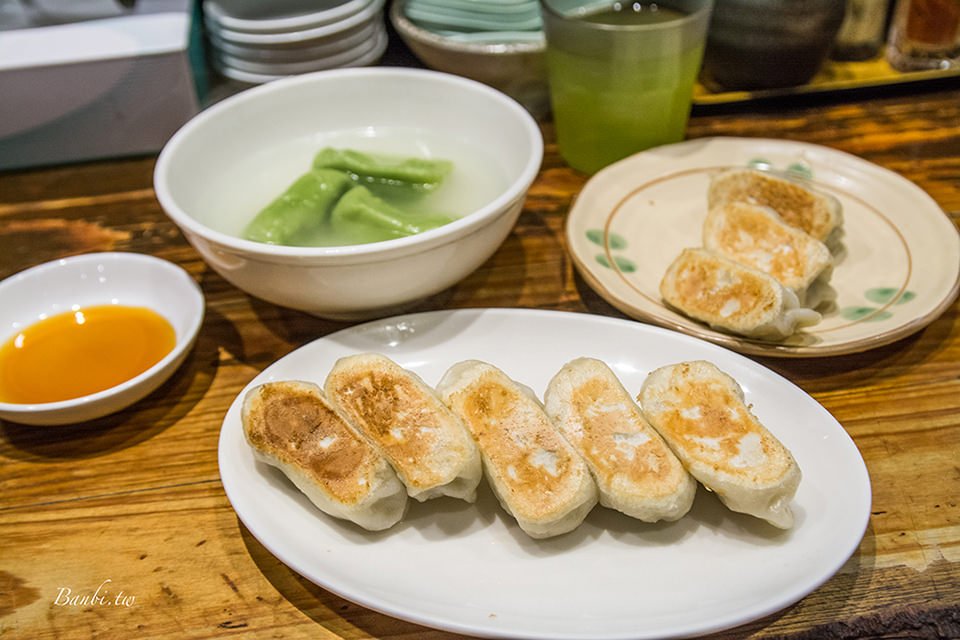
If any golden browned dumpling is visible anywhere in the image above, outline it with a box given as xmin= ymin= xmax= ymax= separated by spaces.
xmin=545 ymin=357 xmax=695 ymax=522
xmin=703 ymin=201 xmax=833 ymax=307
xmin=242 ymin=380 xmax=407 ymax=530
xmin=325 ymin=353 xmax=482 ymax=502
xmin=660 ymin=247 xmax=821 ymax=338
xmin=438 ymin=360 xmax=598 ymax=539
xmin=639 ymin=361 xmax=801 ymax=529
xmin=708 ymin=168 xmax=843 ymax=247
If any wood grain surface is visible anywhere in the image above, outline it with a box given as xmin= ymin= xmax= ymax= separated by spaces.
xmin=1 ymin=55 xmax=959 ymax=639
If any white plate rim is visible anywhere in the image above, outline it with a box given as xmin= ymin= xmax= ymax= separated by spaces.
xmin=218 ymin=307 xmax=872 ymax=639
xmin=565 ymin=136 xmax=960 ymax=358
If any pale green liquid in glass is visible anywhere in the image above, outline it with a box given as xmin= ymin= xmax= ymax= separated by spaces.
xmin=547 ymin=4 xmax=704 ymax=174
xmin=581 ymin=5 xmax=685 ymax=24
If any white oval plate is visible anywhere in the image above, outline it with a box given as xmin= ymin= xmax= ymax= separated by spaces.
xmin=218 ymin=308 xmax=871 ymax=639
xmin=566 ymin=137 xmax=960 ymax=357
xmin=0 ymin=253 xmax=204 ymax=426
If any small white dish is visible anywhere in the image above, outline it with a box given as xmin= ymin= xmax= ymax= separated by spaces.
xmin=213 ymin=25 xmax=386 ymax=76
xmin=210 ymin=0 xmax=384 ymax=46
xmin=206 ymin=19 xmax=378 ymax=63
xmin=0 ymin=253 xmax=204 ymax=426
xmin=211 ymin=30 xmax=387 ymax=84
xmin=219 ymin=308 xmax=871 ymax=639
xmin=204 ymin=0 xmax=372 ymax=34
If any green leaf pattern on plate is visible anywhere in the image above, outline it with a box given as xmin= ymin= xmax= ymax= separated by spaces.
xmin=587 ymin=229 xmax=634 ymax=271
xmin=747 ymin=158 xmax=812 ymax=180
xmin=785 ymin=163 xmax=813 ymax=180
xmin=587 ymin=229 xmax=627 ymax=249
xmin=612 ymin=255 xmax=636 ymax=272
xmin=865 ymin=287 xmax=916 ymax=305
xmin=840 ymin=287 xmax=915 ymax=322
xmin=842 ymin=306 xmax=892 ymax=322
xmin=595 ymin=253 xmax=637 ymax=273
xmin=586 ymin=229 xmax=604 ymax=246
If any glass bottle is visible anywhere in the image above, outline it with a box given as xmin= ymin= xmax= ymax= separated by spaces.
xmin=832 ymin=0 xmax=892 ymax=61
xmin=886 ymin=0 xmax=960 ymax=70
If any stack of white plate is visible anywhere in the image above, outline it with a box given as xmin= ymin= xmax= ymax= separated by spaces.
xmin=203 ymin=0 xmax=388 ymax=84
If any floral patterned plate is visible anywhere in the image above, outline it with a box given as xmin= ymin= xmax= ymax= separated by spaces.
xmin=566 ymin=137 xmax=960 ymax=357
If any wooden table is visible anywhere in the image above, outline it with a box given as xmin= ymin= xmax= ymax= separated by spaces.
xmin=2 ymin=63 xmax=959 ymax=638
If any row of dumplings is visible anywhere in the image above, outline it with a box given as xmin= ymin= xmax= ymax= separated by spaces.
xmin=242 ymin=352 xmax=801 ymax=539
xmin=660 ymin=168 xmax=844 ymax=339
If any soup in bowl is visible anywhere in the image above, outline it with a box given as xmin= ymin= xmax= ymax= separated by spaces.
xmin=154 ymin=67 xmax=543 ymax=319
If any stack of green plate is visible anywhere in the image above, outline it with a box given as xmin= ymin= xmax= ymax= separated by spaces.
xmin=403 ymin=0 xmax=544 ymax=43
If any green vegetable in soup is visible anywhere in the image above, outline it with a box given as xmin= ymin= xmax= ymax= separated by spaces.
xmin=243 ymin=169 xmax=354 ymax=245
xmin=312 ymin=147 xmax=453 ymax=189
xmin=242 ymin=148 xmax=458 ymax=247
xmin=329 ymin=185 xmax=456 ymax=244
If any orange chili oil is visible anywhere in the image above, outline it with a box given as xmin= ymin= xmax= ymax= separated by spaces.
xmin=0 ymin=305 xmax=176 ymax=404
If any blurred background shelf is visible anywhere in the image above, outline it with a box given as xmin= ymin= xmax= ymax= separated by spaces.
xmin=695 ymin=54 xmax=960 ymax=105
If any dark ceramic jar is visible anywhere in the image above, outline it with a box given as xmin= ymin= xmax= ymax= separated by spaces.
xmin=701 ymin=0 xmax=848 ymax=90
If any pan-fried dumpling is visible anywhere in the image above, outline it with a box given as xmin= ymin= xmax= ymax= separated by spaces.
xmin=660 ymin=247 xmax=821 ymax=339
xmin=544 ymin=357 xmax=696 ymax=522
xmin=703 ymin=201 xmax=834 ymax=307
xmin=325 ymin=353 xmax=482 ymax=502
xmin=242 ymin=380 xmax=408 ymax=531
xmin=437 ymin=360 xmax=598 ymax=539
xmin=708 ymin=168 xmax=843 ymax=250
xmin=638 ymin=360 xmax=801 ymax=529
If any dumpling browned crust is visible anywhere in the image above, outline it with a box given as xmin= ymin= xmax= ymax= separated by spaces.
xmin=638 ymin=361 xmax=801 ymax=529
xmin=703 ymin=201 xmax=832 ymax=303
xmin=325 ymin=353 xmax=482 ymax=502
xmin=437 ymin=360 xmax=598 ymax=539
xmin=242 ymin=380 xmax=407 ymax=530
xmin=707 ymin=168 xmax=843 ymax=246
xmin=660 ymin=247 xmax=820 ymax=338
xmin=545 ymin=357 xmax=695 ymax=522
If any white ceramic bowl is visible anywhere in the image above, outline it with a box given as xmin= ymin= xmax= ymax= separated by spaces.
xmin=154 ymin=67 xmax=543 ymax=319
xmin=389 ymin=0 xmax=548 ymax=117
xmin=0 ymin=253 xmax=204 ymax=426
